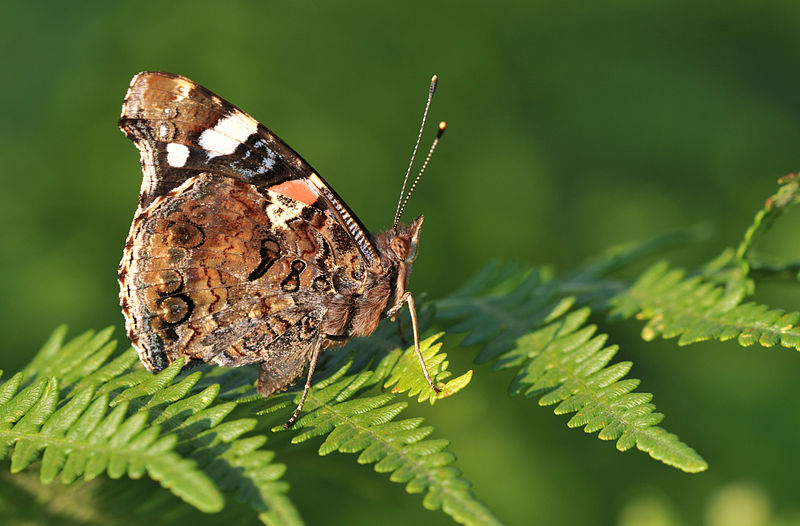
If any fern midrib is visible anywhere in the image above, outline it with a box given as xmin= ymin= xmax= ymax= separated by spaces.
xmin=304 ymin=390 xmax=499 ymax=525
xmin=558 ymin=276 xmax=627 ymax=299
xmin=528 ymin=350 xmax=633 ymax=430
xmin=526 ymin=347 xmax=688 ymax=459
xmin=436 ymin=296 xmax=532 ymax=337
xmin=0 ymin=428 xmax=169 ymax=465
xmin=626 ymin=288 xmax=800 ymax=346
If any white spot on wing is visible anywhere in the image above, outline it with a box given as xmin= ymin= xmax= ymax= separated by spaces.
xmin=166 ymin=143 xmax=190 ymax=167
xmin=198 ymin=111 xmax=258 ymax=159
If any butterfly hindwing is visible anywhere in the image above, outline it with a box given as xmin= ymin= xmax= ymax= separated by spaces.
xmin=119 ymin=173 xmax=364 ymax=394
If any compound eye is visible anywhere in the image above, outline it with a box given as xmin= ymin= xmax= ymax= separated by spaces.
xmin=391 ymin=237 xmax=410 ymax=260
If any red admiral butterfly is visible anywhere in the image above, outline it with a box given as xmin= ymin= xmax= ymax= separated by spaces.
xmin=118 ymin=72 xmax=445 ymax=426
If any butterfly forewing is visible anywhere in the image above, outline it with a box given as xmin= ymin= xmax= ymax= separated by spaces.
xmin=119 ymin=72 xmax=378 ymax=264
xmin=121 ymin=73 xmax=305 ymax=202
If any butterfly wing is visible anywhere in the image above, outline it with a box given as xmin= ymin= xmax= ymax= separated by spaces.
xmin=118 ymin=72 xmax=378 ymax=394
xmin=119 ymin=172 xmax=364 ymax=391
xmin=119 ymin=71 xmax=380 ymax=267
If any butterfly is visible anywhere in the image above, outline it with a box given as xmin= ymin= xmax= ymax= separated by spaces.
xmin=117 ymin=72 xmax=445 ymax=426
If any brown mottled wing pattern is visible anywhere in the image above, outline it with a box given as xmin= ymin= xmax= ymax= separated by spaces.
xmin=118 ymin=72 xmax=373 ymax=395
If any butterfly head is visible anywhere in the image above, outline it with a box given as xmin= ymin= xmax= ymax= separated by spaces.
xmin=389 ymin=215 xmax=424 ymax=264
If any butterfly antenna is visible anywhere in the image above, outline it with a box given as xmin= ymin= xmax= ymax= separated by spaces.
xmin=394 ymin=75 xmax=438 ymax=228
xmin=396 ymin=121 xmax=446 ymax=222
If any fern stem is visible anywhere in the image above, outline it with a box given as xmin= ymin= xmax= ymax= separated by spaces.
xmin=748 ymin=259 xmax=800 ymax=280
xmin=736 ymin=174 xmax=800 ymax=268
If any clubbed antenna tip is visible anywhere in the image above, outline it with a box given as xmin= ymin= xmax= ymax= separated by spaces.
xmin=395 ymin=121 xmax=447 ymax=226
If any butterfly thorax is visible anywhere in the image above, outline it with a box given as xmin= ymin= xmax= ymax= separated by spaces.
xmin=318 ymin=215 xmax=424 ymax=340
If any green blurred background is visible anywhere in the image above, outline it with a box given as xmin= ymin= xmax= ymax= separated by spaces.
xmin=3 ymin=1 xmax=800 ymax=525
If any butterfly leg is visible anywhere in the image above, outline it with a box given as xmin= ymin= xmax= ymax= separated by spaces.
xmin=386 ymin=293 xmax=441 ymax=393
xmin=283 ymin=333 xmax=324 ymax=429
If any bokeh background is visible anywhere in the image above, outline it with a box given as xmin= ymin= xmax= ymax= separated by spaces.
xmin=3 ymin=1 xmax=800 ymax=525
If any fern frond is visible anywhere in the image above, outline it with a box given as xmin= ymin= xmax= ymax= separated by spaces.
xmin=510 ymin=306 xmax=705 ymax=471
xmin=0 ymin=372 xmax=222 ymax=512
xmin=610 ymin=261 xmax=800 ymax=349
xmin=383 ymin=333 xmax=474 ymax=403
xmin=1 ymin=327 xmax=299 ymax=526
xmin=22 ymin=325 xmax=118 ymax=392
xmin=436 ymin=262 xmax=708 ymax=472
xmin=262 ymin=334 xmax=495 ymax=526
xmin=5 ymin=325 xmax=477 ymax=525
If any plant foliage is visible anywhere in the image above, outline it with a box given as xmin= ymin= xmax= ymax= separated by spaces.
xmin=4 ymin=175 xmax=800 ymax=523
xmin=266 ymin=333 xmax=488 ymax=525
xmin=1 ymin=326 xmax=300 ymax=525
xmin=0 ymin=321 xmax=483 ymax=525
xmin=435 ymin=264 xmax=707 ymax=472
xmin=434 ymin=175 xmax=800 ymax=474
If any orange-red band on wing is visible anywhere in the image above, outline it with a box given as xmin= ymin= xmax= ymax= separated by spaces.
xmin=269 ymin=179 xmax=320 ymax=207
